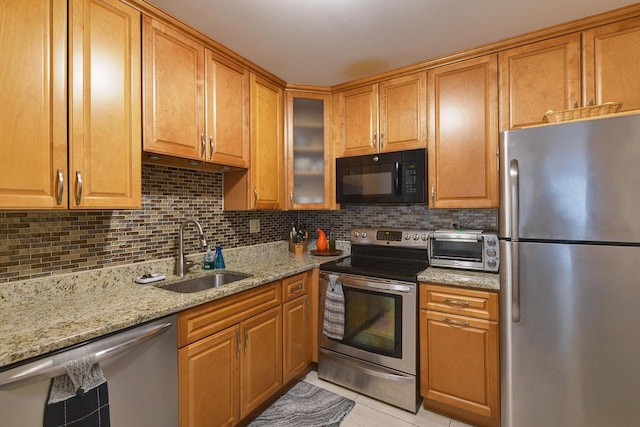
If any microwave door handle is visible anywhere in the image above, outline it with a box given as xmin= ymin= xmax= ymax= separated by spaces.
xmin=394 ymin=162 xmax=401 ymax=196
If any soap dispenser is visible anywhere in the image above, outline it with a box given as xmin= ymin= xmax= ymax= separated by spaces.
xmin=203 ymin=246 xmax=215 ymax=270
xmin=214 ymin=245 xmax=225 ymax=269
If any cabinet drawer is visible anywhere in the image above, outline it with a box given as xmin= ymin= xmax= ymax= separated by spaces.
xmin=282 ymin=272 xmax=308 ymax=301
xmin=420 ymin=283 xmax=498 ymax=321
xmin=178 ymin=281 xmax=281 ymax=347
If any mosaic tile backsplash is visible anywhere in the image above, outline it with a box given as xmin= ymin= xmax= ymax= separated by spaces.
xmin=0 ymin=164 xmax=496 ymax=283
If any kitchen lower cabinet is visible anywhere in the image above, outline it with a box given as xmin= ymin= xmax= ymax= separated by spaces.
xmin=0 ymin=0 xmax=141 ymax=209
xmin=177 ymin=271 xmax=314 ymax=426
xmin=427 ymin=55 xmax=498 ymax=209
xmin=240 ymin=306 xmax=283 ymax=418
xmin=419 ymin=283 xmax=500 ymax=427
xmin=179 ymin=326 xmax=239 ymax=427
xmin=282 ymin=272 xmax=312 ymax=383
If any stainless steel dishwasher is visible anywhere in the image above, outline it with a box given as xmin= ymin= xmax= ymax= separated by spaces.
xmin=0 ymin=315 xmax=178 ymax=426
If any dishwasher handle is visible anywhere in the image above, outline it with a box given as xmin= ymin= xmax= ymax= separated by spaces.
xmin=0 ymin=319 xmax=173 ymax=390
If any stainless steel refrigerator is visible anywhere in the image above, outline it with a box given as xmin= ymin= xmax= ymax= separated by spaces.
xmin=499 ymin=113 xmax=640 ymax=427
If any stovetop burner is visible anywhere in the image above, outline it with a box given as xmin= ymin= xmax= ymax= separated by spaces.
xmin=320 ymin=227 xmax=430 ymax=282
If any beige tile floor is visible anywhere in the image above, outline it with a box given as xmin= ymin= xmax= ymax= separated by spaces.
xmin=303 ymin=370 xmax=474 ymax=427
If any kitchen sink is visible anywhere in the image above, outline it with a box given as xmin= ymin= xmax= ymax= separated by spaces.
xmin=159 ymin=272 xmax=252 ymax=293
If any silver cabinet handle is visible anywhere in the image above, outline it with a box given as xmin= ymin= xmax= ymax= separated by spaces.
xmin=442 ymin=298 xmax=469 ymax=306
xmin=373 ymin=133 xmax=378 ymax=151
xmin=305 ymin=297 xmax=310 ymax=319
xmin=573 ymin=101 xmax=578 ymax=108
xmin=200 ymin=133 xmax=206 ymax=158
xmin=589 ymin=99 xmax=594 ymax=106
xmin=244 ymin=326 xmax=248 ymax=353
xmin=431 ymin=186 xmax=435 ymax=205
xmin=253 ymin=187 xmax=258 ymax=208
xmin=56 ymin=169 xmax=64 ymax=205
xmin=209 ymin=136 xmax=214 ymax=160
xmin=509 ymin=159 xmax=521 ymax=323
xmin=75 ymin=171 xmax=83 ymax=206
xmin=380 ymin=132 xmax=384 ymax=150
xmin=236 ymin=330 xmax=241 ymax=359
xmin=442 ymin=317 xmax=469 ymax=327
xmin=289 ymin=191 xmax=293 ymax=204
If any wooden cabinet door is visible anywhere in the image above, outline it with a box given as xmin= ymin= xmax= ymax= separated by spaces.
xmin=240 ymin=306 xmax=283 ymax=418
xmin=69 ymin=0 xmax=141 ymax=209
xmin=250 ymin=74 xmax=284 ymax=210
xmin=179 ymin=325 xmax=239 ymax=427
xmin=143 ymin=16 xmax=205 ymax=160
xmin=379 ymin=72 xmax=426 ymax=153
xmin=583 ymin=16 xmax=640 ymax=112
xmin=205 ymin=50 xmax=250 ymax=168
xmin=428 ymin=55 xmax=498 ymax=209
xmin=420 ymin=310 xmax=499 ymax=426
xmin=0 ymin=0 xmax=67 ymax=209
xmin=499 ymin=33 xmax=581 ymax=130
xmin=338 ymin=85 xmax=378 ymax=156
xmin=283 ymin=295 xmax=311 ymax=384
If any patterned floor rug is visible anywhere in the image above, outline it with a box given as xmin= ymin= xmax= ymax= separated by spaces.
xmin=248 ymin=381 xmax=355 ymax=427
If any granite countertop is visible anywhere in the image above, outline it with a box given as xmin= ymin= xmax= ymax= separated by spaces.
xmin=0 ymin=241 xmax=498 ymax=370
xmin=0 ymin=241 xmax=348 ymax=370
xmin=418 ymin=267 xmax=500 ymax=291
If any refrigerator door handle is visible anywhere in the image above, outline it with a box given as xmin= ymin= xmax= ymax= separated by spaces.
xmin=509 ymin=159 xmax=521 ymax=323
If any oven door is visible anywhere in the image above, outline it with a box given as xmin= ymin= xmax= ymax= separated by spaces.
xmin=318 ymin=272 xmax=416 ymax=375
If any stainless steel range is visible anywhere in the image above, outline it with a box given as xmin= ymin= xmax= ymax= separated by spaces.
xmin=318 ymin=227 xmax=430 ymax=413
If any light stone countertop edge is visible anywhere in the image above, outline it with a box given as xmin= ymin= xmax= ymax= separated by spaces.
xmin=417 ymin=267 xmax=500 ymax=291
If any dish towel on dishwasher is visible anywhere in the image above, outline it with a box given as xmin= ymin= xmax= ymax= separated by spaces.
xmin=44 ymin=354 xmax=110 ymax=427
xmin=323 ymin=274 xmax=345 ymax=340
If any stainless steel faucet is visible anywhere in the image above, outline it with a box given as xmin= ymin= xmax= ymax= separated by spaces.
xmin=176 ymin=219 xmax=208 ymax=277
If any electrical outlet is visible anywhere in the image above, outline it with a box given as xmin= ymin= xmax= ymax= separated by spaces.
xmin=449 ymin=220 xmax=460 ymax=229
xmin=249 ymin=219 xmax=260 ymax=233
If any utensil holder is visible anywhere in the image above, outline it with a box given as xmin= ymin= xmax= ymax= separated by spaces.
xmin=289 ymin=231 xmax=308 ymax=255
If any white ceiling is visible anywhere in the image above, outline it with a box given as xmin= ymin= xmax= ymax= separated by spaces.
xmin=145 ymin=0 xmax=639 ymax=86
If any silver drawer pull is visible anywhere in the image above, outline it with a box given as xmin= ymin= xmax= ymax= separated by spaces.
xmin=290 ymin=284 xmax=303 ymax=293
xmin=75 ymin=171 xmax=83 ymax=206
xmin=442 ymin=317 xmax=469 ymax=327
xmin=244 ymin=326 xmax=248 ymax=353
xmin=56 ymin=169 xmax=64 ymax=205
xmin=236 ymin=330 xmax=240 ymax=359
xmin=442 ymin=298 xmax=469 ymax=306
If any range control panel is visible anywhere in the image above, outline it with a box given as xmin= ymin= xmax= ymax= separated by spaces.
xmin=351 ymin=227 xmax=430 ymax=248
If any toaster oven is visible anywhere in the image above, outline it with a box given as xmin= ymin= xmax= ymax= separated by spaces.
xmin=428 ymin=230 xmax=499 ymax=272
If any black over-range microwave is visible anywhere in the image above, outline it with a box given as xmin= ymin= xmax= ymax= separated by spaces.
xmin=336 ymin=148 xmax=426 ymax=204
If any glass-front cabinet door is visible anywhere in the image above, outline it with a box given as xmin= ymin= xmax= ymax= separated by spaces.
xmin=285 ymin=91 xmax=334 ymax=210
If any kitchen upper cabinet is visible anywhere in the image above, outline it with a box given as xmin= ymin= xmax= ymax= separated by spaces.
xmin=419 ymin=284 xmax=500 ymax=427
xmin=0 ymin=0 xmax=141 ymax=209
xmin=142 ymin=17 xmax=249 ymax=167
xmin=224 ymin=74 xmax=284 ymax=210
xmin=143 ymin=16 xmax=204 ymax=159
xmin=206 ymin=50 xmax=250 ymax=168
xmin=69 ymin=0 xmax=141 ymax=209
xmin=427 ymin=55 xmax=498 ymax=209
xmin=499 ymin=34 xmax=581 ymax=130
xmin=285 ymin=91 xmax=334 ymax=210
xmin=335 ymin=72 xmax=426 ymax=157
xmin=583 ymin=16 xmax=640 ymax=113
xmin=0 ymin=0 xmax=67 ymax=209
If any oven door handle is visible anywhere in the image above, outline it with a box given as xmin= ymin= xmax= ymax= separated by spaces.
xmin=337 ymin=276 xmax=414 ymax=294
